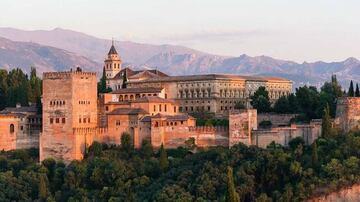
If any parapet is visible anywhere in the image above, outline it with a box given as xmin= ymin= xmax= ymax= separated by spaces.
xmin=337 ymin=97 xmax=360 ymax=105
xmin=43 ymin=71 xmax=97 ymax=80
xmin=189 ymin=126 xmax=228 ymax=132
xmin=73 ymin=127 xmax=108 ymax=136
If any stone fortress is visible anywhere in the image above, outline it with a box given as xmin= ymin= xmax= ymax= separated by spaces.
xmin=0 ymin=43 xmax=358 ymax=163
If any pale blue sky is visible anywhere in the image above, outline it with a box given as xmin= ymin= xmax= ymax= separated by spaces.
xmin=0 ymin=0 xmax=359 ymax=62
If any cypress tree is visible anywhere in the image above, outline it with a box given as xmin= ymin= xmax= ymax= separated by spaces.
xmin=311 ymin=141 xmax=318 ymax=168
xmin=356 ymin=84 xmax=360 ymax=97
xmin=98 ymin=67 xmax=107 ymax=94
xmin=121 ymin=70 xmax=127 ymax=89
xmin=226 ymin=166 xmax=240 ymax=202
xmin=348 ymin=80 xmax=354 ymax=97
xmin=159 ymin=144 xmax=169 ymax=172
xmin=321 ymin=104 xmax=332 ymax=138
xmin=38 ymin=173 xmax=49 ymax=200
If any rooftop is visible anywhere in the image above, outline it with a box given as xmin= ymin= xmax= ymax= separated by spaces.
xmin=112 ymin=87 xmax=163 ymax=94
xmin=0 ymin=106 xmax=37 ymax=114
xmin=132 ymin=96 xmax=176 ymax=103
xmin=141 ymin=113 xmax=195 ymax=122
xmin=128 ymin=73 xmax=291 ymax=83
xmin=107 ymin=108 xmax=148 ymax=115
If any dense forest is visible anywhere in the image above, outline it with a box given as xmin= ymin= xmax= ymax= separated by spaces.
xmin=1 ymin=130 xmax=360 ymax=201
xmin=0 ymin=67 xmax=42 ymax=111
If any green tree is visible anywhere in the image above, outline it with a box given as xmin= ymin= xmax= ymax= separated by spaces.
xmin=356 ymin=84 xmax=360 ymax=97
xmin=97 ymin=67 xmax=112 ymax=94
xmin=321 ymin=104 xmax=332 ymax=138
xmin=348 ymin=80 xmax=354 ymax=97
xmin=159 ymin=144 xmax=169 ymax=172
xmin=273 ymin=95 xmax=290 ymax=113
xmin=226 ymin=166 xmax=240 ymax=202
xmin=296 ymin=86 xmax=320 ymax=120
xmin=38 ymin=173 xmax=50 ymax=200
xmin=0 ymin=69 xmax=8 ymax=110
xmin=184 ymin=137 xmax=196 ymax=150
xmin=311 ymin=141 xmax=319 ymax=168
xmin=121 ymin=132 xmax=133 ymax=153
xmin=319 ymin=75 xmax=343 ymax=117
xmin=122 ymin=71 xmax=127 ymax=89
xmin=250 ymin=86 xmax=271 ymax=113
xmin=141 ymin=139 xmax=153 ymax=159
xmin=234 ymin=101 xmax=246 ymax=110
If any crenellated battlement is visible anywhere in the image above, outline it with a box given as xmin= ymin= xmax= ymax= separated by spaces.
xmin=189 ymin=126 xmax=228 ymax=132
xmin=337 ymin=97 xmax=360 ymax=105
xmin=72 ymin=127 xmax=108 ymax=135
xmin=43 ymin=71 xmax=96 ymax=79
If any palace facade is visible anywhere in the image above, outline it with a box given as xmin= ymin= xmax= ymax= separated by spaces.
xmin=105 ymin=44 xmax=292 ymax=115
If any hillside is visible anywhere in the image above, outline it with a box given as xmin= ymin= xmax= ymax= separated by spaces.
xmin=1 ymin=27 xmax=360 ymax=87
xmin=0 ymin=37 xmax=99 ymax=74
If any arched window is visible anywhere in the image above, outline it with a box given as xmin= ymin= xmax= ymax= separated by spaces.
xmin=10 ymin=124 xmax=15 ymax=134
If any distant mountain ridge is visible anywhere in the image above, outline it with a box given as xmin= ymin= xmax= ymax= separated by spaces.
xmin=0 ymin=36 xmax=99 ymax=74
xmin=0 ymin=27 xmax=359 ymax=88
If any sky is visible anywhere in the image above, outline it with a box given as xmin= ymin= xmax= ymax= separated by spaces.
xmin=0 ymin=0 xmax=359 ymax=62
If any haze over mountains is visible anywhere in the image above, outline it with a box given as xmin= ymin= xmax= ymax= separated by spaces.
xmin=0 ymin=27 xmax=359 ymax=88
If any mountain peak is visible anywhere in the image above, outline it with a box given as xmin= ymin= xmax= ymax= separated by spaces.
xmin=344 ymin=57 xmax=359 ymax=64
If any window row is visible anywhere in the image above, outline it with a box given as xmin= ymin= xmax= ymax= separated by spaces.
xmin=79 ymin=117 xmax=91 ymax=124
xmin=154 ymin=120 xmax=185 ymax=127
xmin=50 ymin=100 xmax=65 ymax=106
xmin=179 ymin=106 xmax=211 ymax=112
xmin=79 ymin=100 xmax=91 ymax=105
xmin=153 ymin=104 xmax=177 ymax=113
xmin=50 ymin=117 xmax=66 ymax=124
xmin=105 ymin=63 xmax=120 ymax=69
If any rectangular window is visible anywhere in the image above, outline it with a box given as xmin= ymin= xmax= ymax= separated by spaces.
xmin=50 ymin=118 xmax=53 ymax=124
xmin=165 ymin=104 xmax=167 ymax=112
xmin=88 ymin=118 xmax=90 ymax=123
xmin=174 ymin=106 xmax=177 ymax=113
xmin=62 ymin=118 xmax=65 ymax=123
xmin=79 ymin=118 xmax=82 ymax=123
xmin=159 ymin=104 xmax=162 ymax=112
xmin=83 ymin=118 xmax=86 ymax=123
xmin=153 ymin=105 xmax=156 ymax=112
xmin=208 ymin=106 xmax=211 ymax=111
xmin=56 ymin=118 xmax=59 ymax=123
xmin=116 ymin=120 xmax=121 ymax=126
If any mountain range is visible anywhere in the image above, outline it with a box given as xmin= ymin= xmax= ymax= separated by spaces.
xmin=0 ymin=27 xmax=359 ymax=88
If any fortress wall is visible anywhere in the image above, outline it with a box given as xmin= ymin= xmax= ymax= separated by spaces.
xmin=258 ymin=113 xmax=297 ymax=127
xmin=252 ymin=122 xmax=322 ymax=148
xmin=336 ymin=97 xmax=360 ymax=133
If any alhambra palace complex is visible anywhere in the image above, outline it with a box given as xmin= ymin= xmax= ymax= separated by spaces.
xmin=1 ymin=43 xmax=359 ymax=163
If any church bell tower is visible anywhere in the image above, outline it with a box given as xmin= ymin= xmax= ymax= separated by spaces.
xmin=104 ymin=40 xmax=122 ymax=79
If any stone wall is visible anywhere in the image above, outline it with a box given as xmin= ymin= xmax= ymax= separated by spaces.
xmin=0 ymin=114 xmax=39 ymax=151
xmin=252 ymin=121 xmax=322 ymax=148
xmin=151 ymin=125 xmax=228 ymax=148
xmin=258 ymin=113 xmax=297 ymax=127
xmin=335 ymin=97 xmax=360 ymax=133
xmin=309 ymin=184 xmax=360 ymax=202
xmin=228 ymin=109 xmax=257 ymax=147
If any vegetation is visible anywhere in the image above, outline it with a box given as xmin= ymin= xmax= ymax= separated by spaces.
xmin=259 ymin=120 xmax=272 ymax=128
xmin=2 ymin=129 xmax=360 ymax=201
xmin=267 ymin=75 xmax=344 ymax=121
xmin=250 ymin=86 xmax=271 ymax=113
xmin=0 ymin=67 xmax=41 ymax=111
xmin=97 ymin=67 xmax=112 ymax=94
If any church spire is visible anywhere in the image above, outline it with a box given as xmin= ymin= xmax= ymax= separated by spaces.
xmin=108 ymin=38 xmax=118 ymax=55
